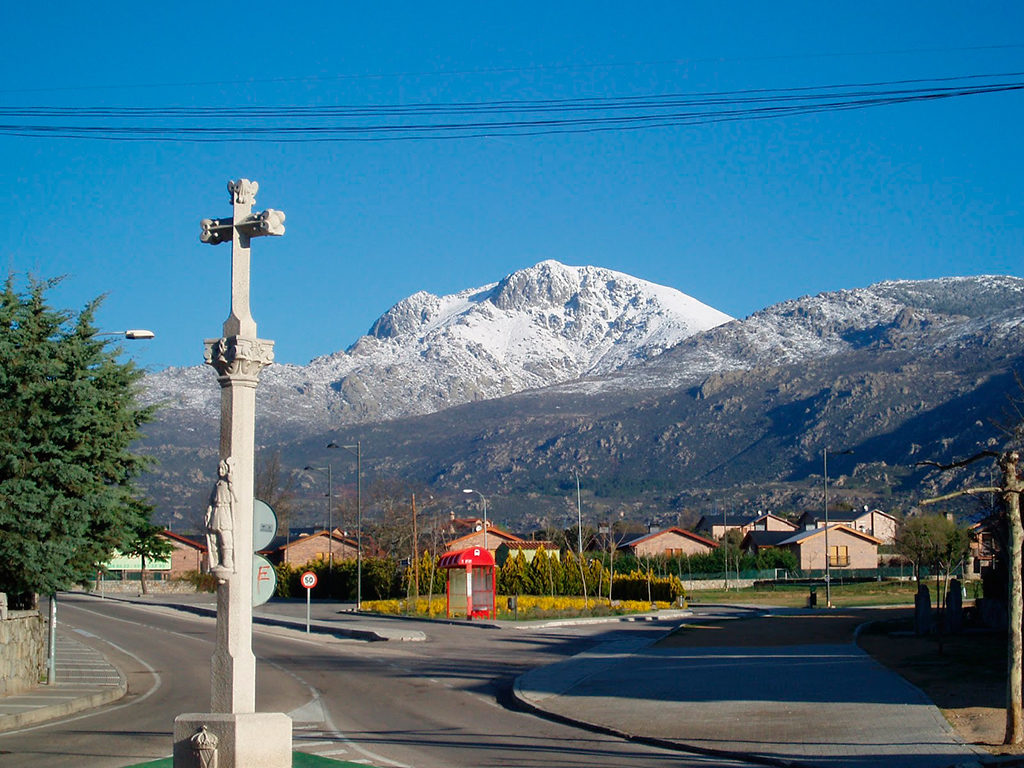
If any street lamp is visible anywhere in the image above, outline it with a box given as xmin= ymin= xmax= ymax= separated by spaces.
xmin=823 ymin=447 xmax=854 ymax=608
xmin=462 ymin=489 xmax=488 ymax=550
xmin=573 ymin=471 xmax=583 ymax=558
xmin=303 ymin=464 xmax=333 ymax=571
xmin=329 ymin=441 xmax=361 ymax=611
xmin=96 ymin=329 xmax=156 ymax=339
xmin=48 ymin=327 xmax=154 ymax=687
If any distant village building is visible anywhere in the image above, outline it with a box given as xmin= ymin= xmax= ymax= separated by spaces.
xmin=796 ymin=506 xmax=898 ymax=544
xmin=160 ymin=530 xmax=209 ymax=577
xmin=739 ymin=530 xmax=796 ymax=557
xmin=264 ymin=529 xmax=358 ymax=567
xmin=445 ymin=523 xmax=521 ymax=556
xmin=695 ymin=512 xmax=798 ymax=540
xmin=969 ymin=515 xmax=1001 ymax=575
xmin=775 ymin=525 xmax=882 ymax=571
xmin=621 ymin=527 xmax=718 ymax=558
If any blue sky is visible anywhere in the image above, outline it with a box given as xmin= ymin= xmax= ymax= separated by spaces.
xmin=3 ymin=2 xmax=1022 ymax=372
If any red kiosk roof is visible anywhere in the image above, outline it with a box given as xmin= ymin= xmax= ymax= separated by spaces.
xmin=439 ymin=547 xmax=495 ymax=569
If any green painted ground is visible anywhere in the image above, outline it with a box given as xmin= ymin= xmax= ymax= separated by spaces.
xmin=125 ymin=752 xmax=363 ymax=767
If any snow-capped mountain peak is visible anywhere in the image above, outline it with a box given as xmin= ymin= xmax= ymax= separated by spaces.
xmin=143 ymin=260 xmax=733 ymax=428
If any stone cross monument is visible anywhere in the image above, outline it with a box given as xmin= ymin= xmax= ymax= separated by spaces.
xmin=174 ymin=179 xmax=292 ymax=768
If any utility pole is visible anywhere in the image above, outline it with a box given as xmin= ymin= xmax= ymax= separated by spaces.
xmin=412 ymin=493 xmax=419 ymax=599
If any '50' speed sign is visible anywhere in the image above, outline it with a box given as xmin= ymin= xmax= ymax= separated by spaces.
xmin=300 ymin=571 xmax=318 ymax=589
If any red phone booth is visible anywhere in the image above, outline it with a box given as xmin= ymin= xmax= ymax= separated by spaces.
xmin=439 ymin=547 xmax=496 ymax=619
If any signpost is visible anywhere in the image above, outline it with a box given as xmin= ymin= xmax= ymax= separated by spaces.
xmin=301 ymin=571 xmax=317 ymax=633
xmin=252 ymin=499 xmax=278 ymax=552
xmin=253 ymin=555 xmax=277 ymax=607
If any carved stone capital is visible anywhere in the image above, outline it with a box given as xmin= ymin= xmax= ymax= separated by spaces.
xmin=204 ymin=336 xmax=275 ymax=384
xmin=228 ymin=179 xmax=259 ymax=206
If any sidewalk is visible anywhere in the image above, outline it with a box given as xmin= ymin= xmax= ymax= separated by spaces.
xmin=2 ymin=596 xmax=1009 ymax=768
xmin=513 ymin=607 xmax=994 ymax=768
xmin=0 ymin=628 xmax=125 ymax=732
xmin=0 ymin=592 xmax=428 ymax=734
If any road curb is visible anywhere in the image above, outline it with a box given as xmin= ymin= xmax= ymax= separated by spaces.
xmin=0 ymin=678 xmax=127 ymax=733
xmin=509 ymin=671 xmax=805 ymax=768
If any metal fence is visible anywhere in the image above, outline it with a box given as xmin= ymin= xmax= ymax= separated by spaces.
xmin=680 ymin=565 xmax=964 ymax=584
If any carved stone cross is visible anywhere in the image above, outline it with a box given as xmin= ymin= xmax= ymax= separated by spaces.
xmin=201 ymin=179 xmax=285 ymax=339
xmin=175 ymin=180 xmax=292 ymax=768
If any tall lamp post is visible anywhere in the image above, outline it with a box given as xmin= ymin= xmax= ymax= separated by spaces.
xmin=823 ymin=447 xmax=854 ymax=608
xmin=51 ymin=328 xmax=156 ymax=686
xmin=462 ymin=489 xmax=488 ymax=550
xmin=329 ymin=442 xmax=361 ymax=610
xmin=573 ymin=471 xmax=583 ymax=557
xmin=303 ymin=464 xmax=333 ymax=571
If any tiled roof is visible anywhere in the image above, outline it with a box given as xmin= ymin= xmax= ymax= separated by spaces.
xmin=622 ymin=527 xmax=718 ymax=549
xmin=742 ymin=530 xmax=794 ymax=547
xmin=777 ymin=524 xmax=883 ymax=546
xmin=160 ymin=530 xmax=207 ymax=551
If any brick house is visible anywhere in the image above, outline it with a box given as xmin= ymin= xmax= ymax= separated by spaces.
xmin=740 ymin=530 xmax=796 ymax=557
xmin=695 ymin=512 xmax=798 ymax=540
xmin=777 ymin=525 xmax=882 ymax=571
xmin=445 ymin=524 xmax=521 ymax=556
xmin=267 ymin=530 xmax=359 ymax=567
xmin=969 ymin=514 xmax=1002 ymax=575
xmin=621 ymin=527 xmax=718 ymax=558
xmin=796 ymin=506 xmax=898 ymax=544
xmin=159 ymin=531 xmax=208 ymax=577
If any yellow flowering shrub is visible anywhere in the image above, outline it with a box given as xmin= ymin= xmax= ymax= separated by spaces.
xmin=361 ymin=594 xmax=677 ymax=619
xmin=362 ymin=596 xmax=447 ymax=615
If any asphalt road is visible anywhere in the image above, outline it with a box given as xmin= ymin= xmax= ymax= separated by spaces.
xmin=0 ymin=595 xmax=756 ymax=768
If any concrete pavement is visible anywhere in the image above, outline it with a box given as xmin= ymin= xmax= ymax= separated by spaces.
xmin=514 ymin=625 xmax=986 ymax=768
xmin=0 ymin=628 xmax=125 ymax=732
xmin=0 ymin=595 xmax=1011 ymax=768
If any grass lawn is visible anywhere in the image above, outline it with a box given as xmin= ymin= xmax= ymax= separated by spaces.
xmin=688 ymin=579 xmax=923 ymax=607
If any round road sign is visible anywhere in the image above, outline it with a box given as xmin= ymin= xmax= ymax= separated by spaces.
xmin=300 ymin=571 xmax=318 ymax=589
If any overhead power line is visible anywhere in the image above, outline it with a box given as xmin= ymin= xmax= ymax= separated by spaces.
xmin=0 ymin=73 xmax=1020 ymax=143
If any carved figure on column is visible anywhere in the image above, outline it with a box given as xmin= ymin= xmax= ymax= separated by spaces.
xmin=206 ymin=458 xmax=237 ymax=575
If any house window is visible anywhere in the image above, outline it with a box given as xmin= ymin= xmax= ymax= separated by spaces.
xmin=829 ymin=546 xmax=850 ymax=567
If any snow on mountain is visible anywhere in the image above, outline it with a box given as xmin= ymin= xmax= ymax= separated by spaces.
xmin=583 ymin=274 xmax=1024 ymax=394
xmin=142 ymin=260 xmax=733 ymax=427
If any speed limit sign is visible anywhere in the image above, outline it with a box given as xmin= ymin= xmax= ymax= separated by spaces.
xmin=300 ymin=571 xmax=318 ymax=633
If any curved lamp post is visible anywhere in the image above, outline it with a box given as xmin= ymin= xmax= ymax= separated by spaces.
xmin=302 ymin=464 xmax=333 ymax=571
xmin=462 ymin=489 xmax=488 ymax=550
xmin=49 ymin=328 xmax=154 ymax=686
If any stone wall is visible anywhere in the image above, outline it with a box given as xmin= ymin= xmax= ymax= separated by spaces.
xmin=684 ymin=578 xmax=756 ymax=591
xmin=0 ymin=610 xmax=45 ymax=696
xmin=85 ymin=580 xmax=202 ymax=596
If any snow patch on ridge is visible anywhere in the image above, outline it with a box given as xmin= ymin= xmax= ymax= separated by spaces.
xmin=143 ymin=260 xmax=733 ymax=426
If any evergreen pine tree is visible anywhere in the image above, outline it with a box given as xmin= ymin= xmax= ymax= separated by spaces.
xmin=0 ymin=277 xmax=156 ymax=604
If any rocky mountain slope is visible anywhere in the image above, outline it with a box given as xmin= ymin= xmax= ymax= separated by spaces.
xmin=139 ymin=272 xmax=1024 ymax=531
xmin=142 ymin=260 xmax=732 ymax=434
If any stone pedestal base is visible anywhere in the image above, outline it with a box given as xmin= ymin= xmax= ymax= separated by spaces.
xmin=174 ymin=712 xmax=292 ymax=768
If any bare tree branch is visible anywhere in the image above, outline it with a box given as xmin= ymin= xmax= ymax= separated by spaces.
xmin=916 ymin=451 xmax=999 ymax=471
xmin=919 ymin=487 xmax=1003 ymax=506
